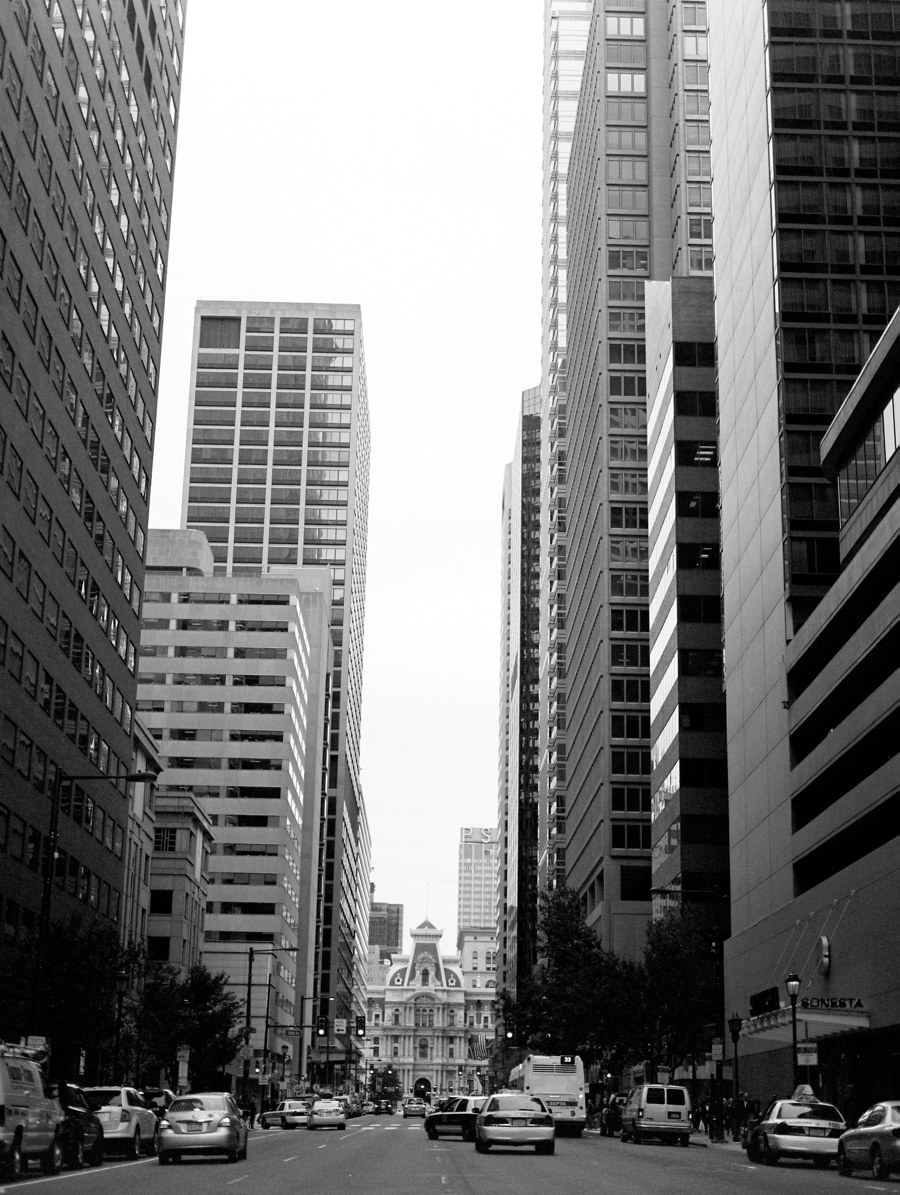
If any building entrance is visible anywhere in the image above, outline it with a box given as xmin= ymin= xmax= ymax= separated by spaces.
xmin=414 ymin=1077 xmax=432 ymax=1104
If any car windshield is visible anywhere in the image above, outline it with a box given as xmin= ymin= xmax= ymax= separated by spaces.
xmin=284 ymin=1102 xmax=306 ymax=1110
xmin=488 ymin=1096 xmax=548 ymax=1113
xmin=170 ymin=1097 xmax=227 ymax=1113
xmin=84 ymin=1090 xmax=122 ymax=1110
xmin=778 ymin=1102 xmax=843 ymax=1122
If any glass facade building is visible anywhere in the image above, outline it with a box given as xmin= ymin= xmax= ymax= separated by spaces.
xmin=0 ymin=0 xmax=184 ymax=942
xmin=457 ymin=826 xmax=499 ymax=933
xmin=182 ymin=301 xmax=371 ymax=1032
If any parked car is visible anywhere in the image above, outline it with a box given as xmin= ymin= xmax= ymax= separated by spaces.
xmin=601 ymin=1093 xmax=627 ymax=1137
xmin=0 ymin=1043 xmax=65 ymax=1179
xmin=362 ymin=1101 xmax=376 ymax=1114
xmin=620 ymin=1084 xmax=692 ymax=1147
xmin=745 ymin=1089 xmax=845 ymax=1168
xmin=140 ymin=1088 xmax=175 ymax=1119
xmin=82 ymin=1086 xmax=159 ymax=1158
xmin=258 ymin=1100 xmax=310 ymax=1130
xmin=56 ymin=1082 xmax=105 ymax=1169
xmin=403 ymin=1098 xmax=427 ymax=1118
xmin=474 ymin=1093 xmax=556 ymax=1154
xmin=374 ymin=1099 xmax=392 ymax=1115
xmin=158 ymin=1092 xmax=248 ymax=1164
xmin=425 ymin=1095 xmax=484 ymax=1141
xmin=307 ymin=1099 xmax=346 ymax=1130
xmin=838 ymin=1102 xmax=900 ymax=1178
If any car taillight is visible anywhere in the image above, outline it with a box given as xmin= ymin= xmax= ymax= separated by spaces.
xmin=119 ymin=1109 xmax=131 ymax=1124
xmin=531 ymin=1116 xmax=554 ymax=1126
xmin=219 ymin=1116 xmax=234 ymax=1127
xmin=483 ymin=1115 xmax=508 ymax=1126
xmin=774 ymin=1121 xmax=804 ymax=1135
xmin=637 ymin=1110 xmax=643 ymax=1118
xmin=892 ymin=1128 xmax=900 ymax=1139
xmin=159 ymin=1119 xmax=171 ymax=1129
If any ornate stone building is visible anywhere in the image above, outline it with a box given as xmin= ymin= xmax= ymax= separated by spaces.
xmin=365 ymin=920 xmax=495 ymax=1101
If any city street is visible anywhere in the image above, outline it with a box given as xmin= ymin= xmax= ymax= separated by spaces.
xmin=3 ymin=1118 xmax=890 ymax=1195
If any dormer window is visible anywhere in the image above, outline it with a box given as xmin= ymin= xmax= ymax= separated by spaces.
xmin=421 ymin=968 xmax=429 ymax=986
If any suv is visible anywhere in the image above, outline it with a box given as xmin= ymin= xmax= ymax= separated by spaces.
xmin=0 ymin=1043 xmax=65 ymax=1179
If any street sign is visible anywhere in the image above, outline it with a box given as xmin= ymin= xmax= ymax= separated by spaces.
xmin=238 ymin=1045 xmax=253 ymax=1061
xmin=293 ymin=1085 xmax=305 ymax=1096
xmin=797 ymin=1043 xmax=818 ymax=1067
xmin=334 ymin=1018 xmax=347 ymax=1035
xmin=711 ymin=1039 xmax=724 ymax=1061
xmin=176 ymin=1045 xmax=190 ymax=1063
xmin=284 ymin=1027 xmax=303 ymax=1036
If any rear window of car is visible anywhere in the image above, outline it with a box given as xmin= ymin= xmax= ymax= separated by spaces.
xmin=84 ymin=1089 xmax=122 ymax=1109
xmin=170 ymin=1097 xmax=227 ymax=1112
xmin=778 ymin=1102 xmax=843 ymax=1122
xmin=488 ymin=1095 xmax=548 ymax=1112
xmin=666 ymin=1089 xmax=687 ymax=1106
xmin=646 ymin=1088 xmax=666 ymax=1104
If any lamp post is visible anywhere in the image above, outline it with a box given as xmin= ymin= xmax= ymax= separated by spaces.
xmin=785 ymin=973 xmax=801 ymax=1090
xmin=281 ymin=1043 xmax=289 ymax=1086
xmin=31 ymin=769 xmax=156 ymax=1036
xmin=113 ymin=969 xmax=129 ymax=1083
xmin=727 ymin=1013 xmax=742 ymax=1104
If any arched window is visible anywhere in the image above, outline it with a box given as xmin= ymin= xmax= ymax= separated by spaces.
xmin=421 ymin=968 xmax=429 ymax=986
xmin=448 ymin=1009 xmax=456 ymax=1027
xmin=392 ymin=1008 xmax=401 ymax=1026
xmin=418 ymin=1037 xmax=429 ymax=1059
xmin=472 ymin=950 xmax=478 ymax=965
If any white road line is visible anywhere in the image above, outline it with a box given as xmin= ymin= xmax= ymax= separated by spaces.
xmin=0 ymin=1157 xmax=156 ymax=1190
xmin=283 ymin=1155 xmax=299 ymax=1161
xmin=318 ymin=1143 xmax=329 ymax=1149
xmin=226 ymin=1177 xmax=249 ymax=1185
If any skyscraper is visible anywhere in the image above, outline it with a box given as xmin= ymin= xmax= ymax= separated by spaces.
xmin=537 ymin=0 xmax=592 ymax=905
xmin=182 ymin=300 xmax=371 ymax=1032
xmin=369 ymin=896 xmax=403 ymax=962
xmin=564 ymin=0 xmax=718 ymax=956
xmin=497 ymin=464 xmax=513 ymax=990
xmin=457 ymin=826 xmax=499 ymax=932
xmin=708 ymin=0 xmax=900 ymax=1099
xmin=0 ymin=0 xmax=184 ymax=946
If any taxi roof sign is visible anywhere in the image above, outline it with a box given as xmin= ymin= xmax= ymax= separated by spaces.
xmin=791 ymin=1084 xmax=818 ymax=1103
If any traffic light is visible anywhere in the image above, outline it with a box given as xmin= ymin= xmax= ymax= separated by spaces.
xmin=505 ymin=1018 xmax=514 ymax=1041
xmin=355 ymin=1015 xmax=366 ymax=1037
xmin=316 ymin=1016 xmax=326 ymax=1037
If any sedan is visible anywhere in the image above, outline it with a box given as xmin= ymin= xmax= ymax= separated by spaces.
xmin=82 ymin=1087 xmax=159 ymax=1158
xmin=56 ymin=1083 xmax=105 ymax=1169
xmin=158 ymin=1093 xmax=248 ymax=1164
xmin=403 ymin=1099 xmax=427 ymax=1118
xmin=475 ymin=1094 xmax=556 ymax=1154
xmin=307 ymin=1099 xmax=346 ymax=1130
xmin=425 ymin=1096 xmax=484 ymax=1141
xmin=838 ymin=1102 xmax=900 ymax=1179
xmin=745 ymin=1096 xmax=845 ymax=1167
xmin=259 ymin=1100 xmax=310 ymax=1130
xmin=374 ymin=1099 xmax=392 ymax=1115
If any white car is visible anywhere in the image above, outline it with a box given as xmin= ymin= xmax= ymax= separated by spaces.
xmin=259 ymin=1100 xmax=310 ymax=1129
xmin=307 ymin=1099 xmax=346 ymax=1130
xmin=475 ymin=1093 xmax=556 ymax=1154
xmin=82 ymin=1087 xmax=159 ymax=1158
xmin=746 ymin=1091 xmax=845 ymax=1168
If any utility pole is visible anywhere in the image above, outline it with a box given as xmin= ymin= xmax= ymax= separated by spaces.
xmin=242 ymin=947 xmax=254 ymax=1106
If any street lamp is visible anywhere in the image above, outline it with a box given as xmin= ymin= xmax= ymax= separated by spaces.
xmin=31 ymin=769 xmax=157 ymax=1035
xmin=113 ymin=969 xmax=129 ymax=1083
xmin=281 ymin=1043 xmax=289 ymax=1084
xmin=727 ymin=1012 xmax=742 ymax=1124
xmin=785 ymin=974 xmax=801 ymax=1089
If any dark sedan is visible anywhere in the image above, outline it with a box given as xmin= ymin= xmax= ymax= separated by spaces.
xmin=425 ymin=1096 xmax=484 ymax=1141
xmin=374 ymin=1099 xmax=393 ymax=1115
xmin=56 ymin=1083 xmax=105 ymax=1169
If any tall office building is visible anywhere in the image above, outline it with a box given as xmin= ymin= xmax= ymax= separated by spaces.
xmin=457 ymin=826 xmax=499 ymax=932
xmin=369 ymin=895 xmax=403 ymax=962
xmin=496 ymin=464 xmax=513 ymax=990
xmin=564 ymin=0 xmax=718 ymax=956
xmin=0 ymin=0 xmax=185 ymax=943
xmin=181 ymin=300 xmax=372 ymax=1035
xmin=497 ymin=388 xmax=541 ymax=994
xmin=708 ymin=0 xmax=900 ymax=1099
xmin=537 ymin=0 xmax=592 ymax=907
xmin=138 ymin=527 xmax=332 ymax=1085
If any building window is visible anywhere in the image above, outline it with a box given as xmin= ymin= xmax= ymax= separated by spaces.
xmin=418 ymin=1038 xmax=429 ymax=1060
xmin=153 ymin=828 xmax=176 ymax=852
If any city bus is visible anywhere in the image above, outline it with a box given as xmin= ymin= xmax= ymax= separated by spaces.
xmin=507 ymin=1054 xmax=586 ymax=1136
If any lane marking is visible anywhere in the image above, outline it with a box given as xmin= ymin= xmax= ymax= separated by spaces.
xmin=0 ymin=1156 xmax=156 ymax=1190
xmin=318 ymin=1143 xmax=328 ymax=1149
xmin=283 ymin=1155 xmax=299 ymax=1161
xmin=226 ymin=1178 xmax=248 ymax=1186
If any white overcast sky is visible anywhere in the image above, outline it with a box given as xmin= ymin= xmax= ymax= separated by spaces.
xmin=150 ymin=0 xmax=543 ymax=951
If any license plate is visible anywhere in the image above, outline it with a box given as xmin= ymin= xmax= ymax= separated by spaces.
xmin=668 ymin=1112 xmax=681 ymax=1120
xmin=184 ymin=1123 xmax=203 ymax=1132
xmin=809 ymin=1128 xmax=826 ymax=1137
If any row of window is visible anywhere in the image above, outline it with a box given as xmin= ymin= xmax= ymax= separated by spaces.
xmin=771 ymin=43 xmax=900 ymax=83
xmin=773 ymin=87 xmax=900 ymax=129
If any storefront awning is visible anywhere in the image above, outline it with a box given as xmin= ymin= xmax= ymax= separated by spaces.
xmin=741 ymin=1006 xmax=870 ymax=1043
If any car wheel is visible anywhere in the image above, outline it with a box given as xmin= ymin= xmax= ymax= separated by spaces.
xmin=227 ymin=1147 xmax=239 ymax=1163
xmin=282 ymin=1118 xmax=289 ymax=1130
xmin=239 ymin=1141 xmax=248 ymax=1161
xmin=872 ymin=1147 xmax=888 ymax=1180
xmin=762 ymin=1136 xmax=779 ymax=1165
xmin=126 ymin=1129 xmax=140 ymax=1161
xmin=158 ymin=1153 xmax=170 ymax=1166
xmin=813 ymin=1155 xmax=830 ymax=1170
xmin=260 ymin=1120 xmax=269 ymax=1130
xmin=41 ymin=1137 xmax=64 ymax=1175
xmin=746 ymin=1137 xmax=762 ymax=1163
xmin=4 ymin=1137 xmax=23 ymax=1180
xmin=462 ymin=1127 xmax=475 ymax=1142
xmin=537 ymin=1141 xmax=555 ymax=1155
xmin=68 ymin=1136 xmax=84 ymax=1170
xmin=680 ymin=1136 xmax=689 ymax=1148
xmin=89 ymin=1138 xmax=104 ymax=1167
xmin=426 ymin=1126 xmax=438 ymax=1140
xmin=146 ymin=1127 xmax=159 ymax=1157
xmin=837 ymin=1146 xmax=853 ymax=1176
xmin=474 ymin=1137 xmax=487 ymax=1153
xmin=633 ymin=1127 xmax=642 ymax=1145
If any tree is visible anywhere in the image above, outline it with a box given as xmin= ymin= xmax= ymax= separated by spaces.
xmin=640 ymin=903 xmax=718 ymax=1074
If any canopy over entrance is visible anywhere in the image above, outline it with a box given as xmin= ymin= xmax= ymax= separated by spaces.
xmin=741 ymin=1005 xmax=870 ymax=1044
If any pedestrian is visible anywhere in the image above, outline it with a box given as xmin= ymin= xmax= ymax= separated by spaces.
xmin=698 ymin=1098 xmax=708 ymax=1133
xmin=247 ymin=1097 xmax=256 ymax=1129
xmin=732 ymin=1092 xmax=746 ymax=1141
xmin=586 ymin=1099 xmax=596 ymax=1130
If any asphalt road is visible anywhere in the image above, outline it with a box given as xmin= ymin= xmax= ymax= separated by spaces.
xmin=4 ymin=1117 xmax=895 ymax=1195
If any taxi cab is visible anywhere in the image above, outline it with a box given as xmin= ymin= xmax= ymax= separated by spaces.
xmin=745 ymin=1085 xmax=845 ymax=1168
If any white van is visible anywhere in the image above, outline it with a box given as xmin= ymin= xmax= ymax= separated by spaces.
xmin=0 ymin=1044 xmax=64 ymax=1179
xmin=620 ymin=1083 xmax=691 ymax=1147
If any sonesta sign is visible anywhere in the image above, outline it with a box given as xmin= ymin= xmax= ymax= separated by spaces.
xmin=799 ymin=997 xmax=865 ymax=1010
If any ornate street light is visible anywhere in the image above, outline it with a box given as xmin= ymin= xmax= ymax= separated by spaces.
xmin=785 ymin=974 xmax=801 ymax=1089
